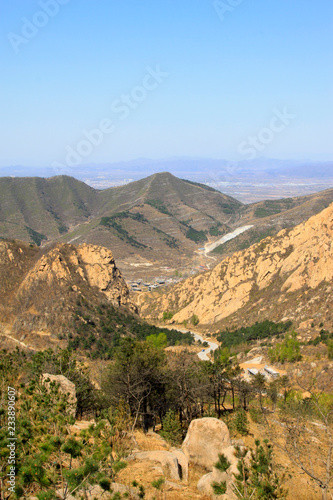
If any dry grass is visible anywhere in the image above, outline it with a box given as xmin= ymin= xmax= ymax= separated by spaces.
xmin=247 ymin=420 xmax=324 ymax=500
xmin=134 ymin=431 xmax=170 ymax=451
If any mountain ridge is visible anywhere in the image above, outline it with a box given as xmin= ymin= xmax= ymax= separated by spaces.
xmin=142 ymin=202 xmax=333 ymax=332
xmin=0 ymin=240 xmax=138 ymax=353
xmin=1 ymin=173 xmax=333 ymax=278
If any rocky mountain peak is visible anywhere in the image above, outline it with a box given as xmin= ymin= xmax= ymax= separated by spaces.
xmin=18 ymin=242 xmax=135 ymax=310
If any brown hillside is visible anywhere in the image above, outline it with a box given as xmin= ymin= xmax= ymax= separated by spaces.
xmin=0 ymin=241 xmax=136 ymax=351
xmin=142 ymin=203 xmax=333 ymax=331
xmin=2 ymin=173 xmax=333 ymax=280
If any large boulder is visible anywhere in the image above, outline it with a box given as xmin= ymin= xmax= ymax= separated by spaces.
xmin=197 ymin=467 xmax=237 ymax=500
xmin=197 ymin=445 xmax=249 ymax=500
xmin=170 ymin=448 xmax=189 ymax=482
xmin=181 ymin=417 xmax=230 ymax=469
xmin=42 ymin=373 xmax=77 ymax=417
xmin=128 ymin=450 xmax=185 ymax=481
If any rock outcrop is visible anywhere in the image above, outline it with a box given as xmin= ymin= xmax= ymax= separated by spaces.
xmin=182 ymin=417 xmax=230 ymax=469
xmin=180 ymin=417 xmax=250 ymax=499
xmin=196 ymin=444 xmax=248 ymax=499
xmin=19 ymin=243 xmax=135 ymax=311
xmin=144 ymin=203 xmax=333 ymax=327
xmin=198 ymin=468 xmax=234 ymax=500
xmin=171 ymin=448 xmax=189 ymax=481
xmin=0 ymin=240 xmax=138 ymax=350
xmin=128 ymin=450 xmax=187 ymax=481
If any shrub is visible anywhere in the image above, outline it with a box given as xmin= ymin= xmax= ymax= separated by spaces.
xmin=233 ymin=408 xmax=249 ymax=435
xmin=191 ymin=314 xmax=199 ymax=326
xmin=233 ymin=440 xmax=288 ymax=499
xmin=249 ymin=407 xmax=264 ymax=424
xmin=160 ymin=410 xmax=183 ymax=445
xmin=327 ymin=341 xmax=333 ymax=359
xmin=145 ymin=199 xmax=172 ymax=215
xmin=268 ymin=332 xmax=301 ymax=363
xmin=162 ymin=311 xmax=173 ymax=322
xmin=216 ymin=320 xmax=292 ymax=349
xmin=185 ymin=228 xmax=207 ymax=243
xmin=212 ymin=481 xmax=227 ymax=495
xmin=214 ymin=454 xmax=231 ymax=472
xmin=152 ymin=477 xmax=165 ymax=490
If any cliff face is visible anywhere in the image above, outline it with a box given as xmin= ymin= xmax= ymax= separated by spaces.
xmin=0 ymin=241 xmax=136 ymax=348
xmin=143 ymin=203 xmax=333 ymax=327
xmin=18 ymin=243 xmax=134 ymax=309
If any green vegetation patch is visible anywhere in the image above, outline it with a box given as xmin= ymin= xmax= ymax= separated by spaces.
xmin=185 ymin=227 xmax=208 ymax=243
xmin=209 ymin=222 xmax=225 ymax=237
xmin=254 ymin=199 xmax=294 ymax=219
xmin=101 ymin=211 xmax=148 ymax=223
xmin=216 ymin=319 xmax=292 ymax=349
xmin=99 ymin=213 xmax=147 ymax=249
xmin=308 ymin=329 xmax=333 ymax=359
xmin=57 ymin=224 xmax=68 ymax=234
xmin=151 ymin=225 xmax=179 ymax=248
xmin=25 ymin=226 xmax=47 ymax=246
xmin=218 ymin=201 xmax=241 ymax=214
xmin=145 ymin=199 xmax=172 ymax=216
xmin=268 ymin=332 xmax=301 ymax=363
xmin=69 ymin=301 xmax=194 ymax=359
xmin=0 ymin=348 xmax=126 ymax=499
xmin=254 ymin=207 xmax=281 ymax=218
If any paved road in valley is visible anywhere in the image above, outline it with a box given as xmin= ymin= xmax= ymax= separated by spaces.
xmin=178 ymin=328 xmax=219 ymax=361
xmin=203 ymin=225 xmax=254 ymax=254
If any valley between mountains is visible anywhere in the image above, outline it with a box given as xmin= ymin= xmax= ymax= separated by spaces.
xmin=1 ymin=172 xmax=333 ymax=281
xmin=142 ymin=202 xmax=333 ymax=332
xmin=1 ymin=192 xmax=332 ymax=352
xmin=1 ymin=175 xmax=333 ymax=500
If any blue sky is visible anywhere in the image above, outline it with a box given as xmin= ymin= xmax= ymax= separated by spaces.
xmin=0 ymin=0 xmax=332 ymax=169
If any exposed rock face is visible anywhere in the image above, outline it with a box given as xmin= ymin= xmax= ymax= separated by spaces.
xmin=171 ymin=449 xmax=189 ymax=482
xmin=0 ymin=240 xmax=137 ymax=350
xmin=144 ymin=203 xmax=333 ymax=326
xmin=181 ymin=417 xmax=230 ymax=469
xmin=180 ymin=417 xmax=247 ymax=499
xmin=197 ymin=445 xmax=244 ymax=500
xmin=42 ymin=373 xmax=77 ymax=416
xmin=19 ymin=243 xmax=135 ymax=310
xmin=198 ymin=467 xmax=235 ymax=500
xmin=128 ymin=450 xmax=186 ymax=481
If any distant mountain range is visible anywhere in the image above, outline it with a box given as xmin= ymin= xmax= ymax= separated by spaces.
xmin=1 ymin=157 xmax=332 ymax=185
xmin=1 ymin=172 xmax=333 ymax=276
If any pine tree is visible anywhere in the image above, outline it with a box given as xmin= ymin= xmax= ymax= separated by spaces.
xmin=160 ymin=410 xmax=182 ymax=445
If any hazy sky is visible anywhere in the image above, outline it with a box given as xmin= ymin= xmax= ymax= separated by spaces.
xmin=1 ymin=0 xmax=332 ymax=169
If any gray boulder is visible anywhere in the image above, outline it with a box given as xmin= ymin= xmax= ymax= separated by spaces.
xmin=197 ymin=445 xmax=249 ymax=500
xmin=128 ymin=450 xmax=184 ymax=481
xmin=182 ymin=417 xmax=230 ymax=469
